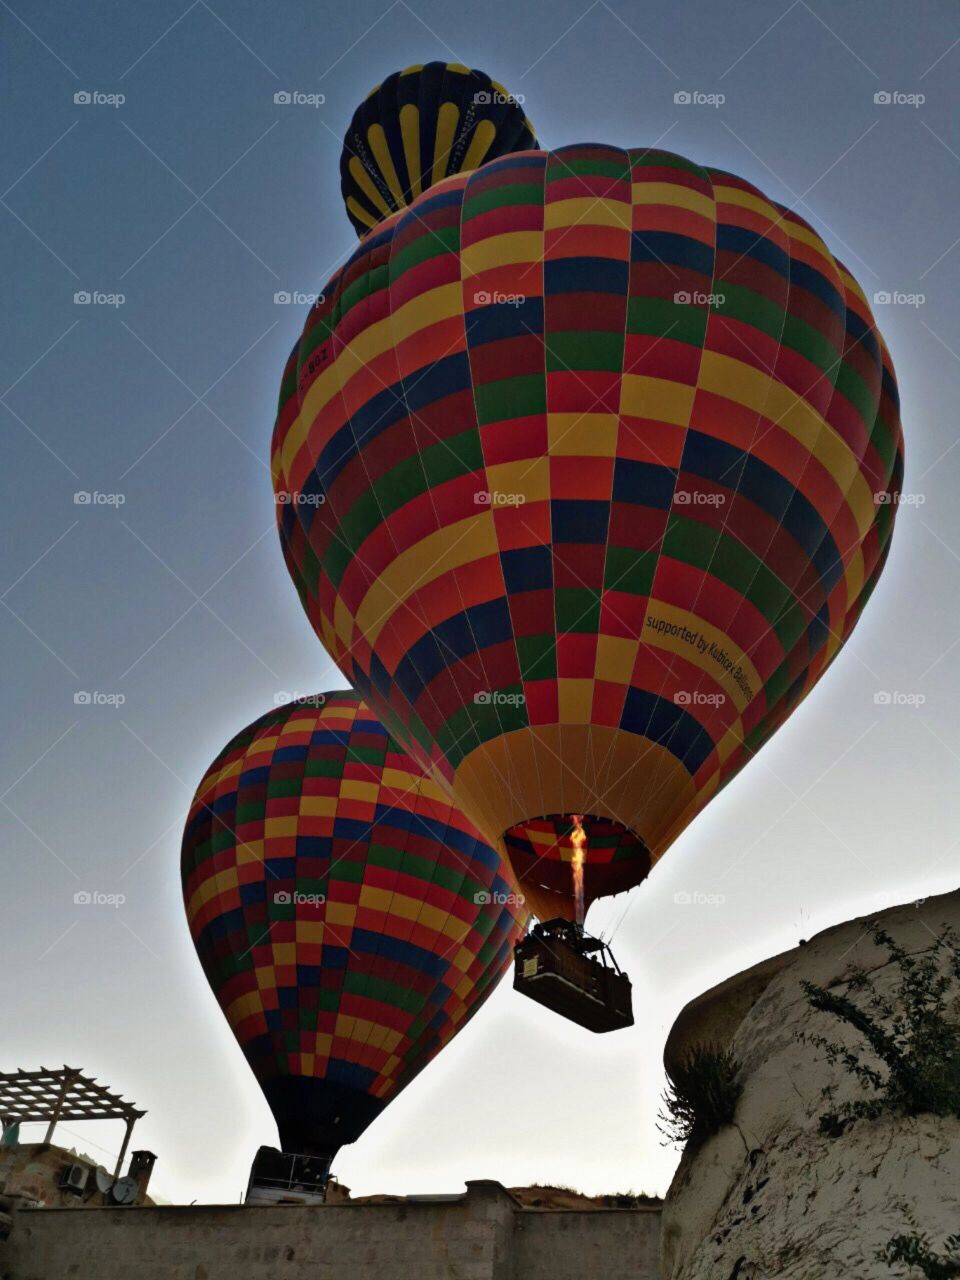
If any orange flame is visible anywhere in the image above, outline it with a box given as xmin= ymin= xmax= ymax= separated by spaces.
xmin=570 ymin=815 xmax=587 ymax=925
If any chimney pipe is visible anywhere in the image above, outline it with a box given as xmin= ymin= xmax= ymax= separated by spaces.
xmin=127 ymin=1150 xmax=157 ymax=1203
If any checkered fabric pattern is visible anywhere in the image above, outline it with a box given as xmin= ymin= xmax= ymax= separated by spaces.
xmin=272 ymin=143 xmax=903 ymax=919
xmin=504 ymin=814 xmax=650 ymax=911
xmin=181 ymin=692 xmax=527 ymax=1141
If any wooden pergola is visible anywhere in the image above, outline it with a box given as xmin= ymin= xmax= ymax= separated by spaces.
xmin=0 ymin=1066 xmax=145 ymax=1179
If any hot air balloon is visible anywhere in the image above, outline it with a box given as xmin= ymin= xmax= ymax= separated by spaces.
xmin=340 ymin=62 xmax=537 ymax=237
xmin=272 ymin=69 xmax=904 ymax=927
xmin=181 ymin=691 xmax=527 ymax=1171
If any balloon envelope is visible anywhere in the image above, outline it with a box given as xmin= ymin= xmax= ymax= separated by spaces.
xmin=181 ymin=692 xmax=527 ymax=1156
xmin=340 ymin=62 xmax=537 ymax=238
xmin=273 ymin=139 xmax=903 ymax=920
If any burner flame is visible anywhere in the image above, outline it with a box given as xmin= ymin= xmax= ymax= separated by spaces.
xmin=570 ymin=815 xmax=587 ymax=925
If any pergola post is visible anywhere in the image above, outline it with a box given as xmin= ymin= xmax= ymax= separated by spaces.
xmin=42 ymin=1070 xmax=73 ymax=1145
xmin=112 ymin=1115 xmax=135 ymax=1181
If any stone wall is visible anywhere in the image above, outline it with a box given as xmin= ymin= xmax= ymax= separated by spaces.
xmin=515 ymin=1205 xmax=661 ymax=1279
xmin=0 ymin=1143 xmax=153 ymax=1210
xmin=0 ymin=1144 xmax=102 ymax=1210
xmin=0 ymin=1180 xmax=661 ymax=1280
xmin=660 ymin=889 xmax=960 ymax=1280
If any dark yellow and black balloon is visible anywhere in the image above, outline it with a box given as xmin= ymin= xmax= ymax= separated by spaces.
xmin=340 ymin=62 xmax=537 ymax=237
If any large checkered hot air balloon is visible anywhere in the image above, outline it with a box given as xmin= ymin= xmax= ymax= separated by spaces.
xmin=272 ymin=65 xmax=904 ymax=923
xmin=181 ymin=691 xmax=527 ymax=1161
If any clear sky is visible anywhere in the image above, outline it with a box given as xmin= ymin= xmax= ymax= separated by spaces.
xmin=2 ymin=0 xmax=958 ymax=1205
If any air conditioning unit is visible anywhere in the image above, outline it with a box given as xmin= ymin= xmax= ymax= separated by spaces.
xmin=58 ymin=1164 xmax=90 ymax=1195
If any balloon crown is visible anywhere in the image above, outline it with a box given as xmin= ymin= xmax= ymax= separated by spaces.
xmin=339 ymin=61 xmax=537 ymax=237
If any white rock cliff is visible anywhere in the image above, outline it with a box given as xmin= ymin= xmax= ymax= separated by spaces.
xmin=660 ymin=890 xmax=960 ymax=1280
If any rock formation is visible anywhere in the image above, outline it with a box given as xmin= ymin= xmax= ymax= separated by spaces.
xmin=660 ymin=890 xmax=960 ymax=1279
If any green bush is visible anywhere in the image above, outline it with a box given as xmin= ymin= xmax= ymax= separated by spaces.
xmin=881 ymin=1231 xmax=960 ymax=1278
xmin=799 ymin=923 xmax=960 ymax=1137
xmin=658 ymin=1043 xmax=743 ymax=1148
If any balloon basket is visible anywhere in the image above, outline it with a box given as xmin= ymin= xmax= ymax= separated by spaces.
xmin=244 ymin=1146 xmax=332 ymax=1206
xmin=513 ymin=919 xmax=634 ymax=1033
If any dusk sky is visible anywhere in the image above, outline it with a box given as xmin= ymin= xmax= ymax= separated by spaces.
xmin=2 ymin=0 xmax=959 ymax=1204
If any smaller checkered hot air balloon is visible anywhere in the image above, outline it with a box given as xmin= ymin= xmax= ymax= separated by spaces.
xmin=181 ymin=691 xmax=527 ymax=1170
